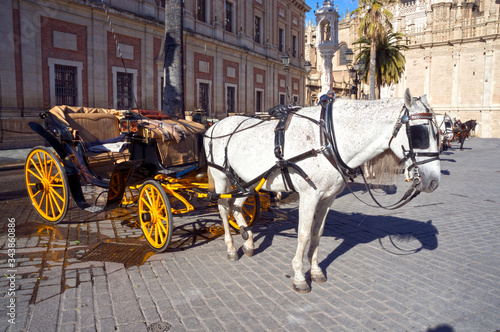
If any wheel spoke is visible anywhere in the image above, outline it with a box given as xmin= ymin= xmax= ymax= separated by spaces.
xmin=145 ymin=188 xmax=154 ymax=209
xmin=147 ymin=222 xmax=154 ymax=238
xmin=28 ymin=169 xmax=43 ymax=181
xmin=29 ymin=159 xmax=44 ymax=180
xmin=50 ymin=187 xmax=64 ymax=203
xmin=151 ymin=188 xmax=159 ymax=211
xmin=242 ymin=205 xmax=252 ymax=217
xmin=44 ymin=190 xmax=49 ymax=214
xmin=158 ymin=217 xmax=168 ymax=234
xmin=43 ymin=153 xmax=48 ymax=178
xmin=49 ymin=190 xmax=62 ymax=213
xmin=36 ymin=152 xmax=46 ymax=178
xmin=157 ymin=223 xmax=165 ymax=243
xmin=48 ymin=192 xmax=56 ymax=217
xmin=35 ymin=191 xmax=45 ymax=208
xmin=32 ymin=189 xmax=42 ymax=199
xmin=140 ymin=197 xmax=152 ymax=210
xmin=47 ymin=159 xmax=54 ymax=179
xmin=154 ymin=223 xmax=159 ymax=244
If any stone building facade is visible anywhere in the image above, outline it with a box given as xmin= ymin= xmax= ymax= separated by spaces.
xmin=0 ymin=0 xmax=310 ymax=149
xmin=305 ymin=0 xmax=500 ymax=138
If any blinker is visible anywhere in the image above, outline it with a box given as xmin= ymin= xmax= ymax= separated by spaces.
xmin=410 ymin=124 xmax=430 ymax=149
xmin=401 ymin=114 xmax=410 ymax=124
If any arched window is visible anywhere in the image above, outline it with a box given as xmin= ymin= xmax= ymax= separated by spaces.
xmin=339 ymin=44 xmax=348 ymax=66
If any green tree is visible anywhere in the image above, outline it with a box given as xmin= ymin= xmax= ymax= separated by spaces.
xmin=352 ymin=0 xmax=396 ymax=100
xmin=354 ymin=31 xmax=408 ymax=99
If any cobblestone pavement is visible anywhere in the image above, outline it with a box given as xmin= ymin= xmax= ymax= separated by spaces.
xmin=1 ymin=138 xmax=499 ymax=332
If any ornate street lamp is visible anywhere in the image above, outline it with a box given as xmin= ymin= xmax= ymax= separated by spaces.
xmin=344 ymin=48 xmax=355 ymax=97
xmin=304 ymin=60 xmax=312 ymax=74
xmin=345 ymin=48 xmax=354 ymax=65
xmin=281 ymin=53 xmax=290 ymax=104
xmin=281 ymin=53 xmax=290 ymax=68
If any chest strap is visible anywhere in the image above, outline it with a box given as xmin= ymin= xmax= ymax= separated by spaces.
xmin=271 ymin=105 xmax=304 ymax=192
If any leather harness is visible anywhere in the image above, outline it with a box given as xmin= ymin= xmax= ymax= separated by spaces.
xmin=205 ymin=97 xmax=439 ymax=210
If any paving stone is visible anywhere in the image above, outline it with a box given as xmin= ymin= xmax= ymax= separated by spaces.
xmin=2 ymin=138 xmax=500 ymax=331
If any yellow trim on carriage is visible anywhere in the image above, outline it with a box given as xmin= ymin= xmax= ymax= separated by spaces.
xmin=255 ymin=178 xmax=266 ymax=192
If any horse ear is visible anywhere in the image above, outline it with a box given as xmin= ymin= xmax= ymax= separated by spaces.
xmin=404 ymin=88 xmax=413 ymax=109
xmin=420 ymin=94 xmax=429 ymax=106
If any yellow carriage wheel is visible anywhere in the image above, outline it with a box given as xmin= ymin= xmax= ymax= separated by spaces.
xmin=25 ymin=146 xmax=69 ymax=223
xmin=228 ymin=193 xmax=261 ymax=230
xmin=139 ymin=180 xmax=173 ymax=252
xmin=121 ymin=184 xmax=142 ymax=206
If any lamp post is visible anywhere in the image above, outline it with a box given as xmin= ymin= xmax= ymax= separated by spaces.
xmin=304 ymin=60 xmax=312 ymax=74
xmin=304 ymin=60 xmax=312 ymax=105
xmin=345 ymin=48 xmax=356 ymax=98
xmin=282 ymin=53 xmax=290 ymax=105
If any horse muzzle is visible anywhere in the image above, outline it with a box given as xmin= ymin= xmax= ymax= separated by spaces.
xmin=418 ymin=177 xmax=440 ymax=193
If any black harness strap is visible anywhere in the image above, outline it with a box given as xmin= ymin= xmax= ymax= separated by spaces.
xmin=272 ymin=106 xmax=300 ymax=191
xmin=319 ymin=99 xmax=358 ymax=180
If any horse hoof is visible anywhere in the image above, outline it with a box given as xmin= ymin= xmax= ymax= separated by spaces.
xmin=311 ymin=272 xmax=327 ymax=283
xmin=227 ymin=251 xmax=238 ymax=261
xmin=292 ymin=281 xmax=311 ymax=293
xmin=243 ymin=245 xmax=254 ymax=257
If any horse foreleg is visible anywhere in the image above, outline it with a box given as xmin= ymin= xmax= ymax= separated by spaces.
xmin=218 ymin=198 xmax=238 ymax=261
xmin=308 ymin=200 xmax=333 ymax=283
xmin=232 ymin=197 xmax=254 ymax=257
xmin=292 ymin=196 xmax=318 ymax=293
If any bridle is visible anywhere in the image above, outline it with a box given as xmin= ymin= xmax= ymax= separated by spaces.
xmin=389 ymin=98 xmax=440 ymax=188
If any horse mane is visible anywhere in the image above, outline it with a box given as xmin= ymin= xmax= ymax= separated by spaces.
xmin=362 ymin=149 xmax=403 ymax=185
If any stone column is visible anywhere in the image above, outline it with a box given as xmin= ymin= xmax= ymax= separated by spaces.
xmin=451 ymin=50 xmax=460 ymax=110
xmin=481 ymin=47 xmax=494 ymax=137
xmin=319 ymin=49 xmax=335 ymax=97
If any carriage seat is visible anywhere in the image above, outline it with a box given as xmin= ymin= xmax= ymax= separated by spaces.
xmin=49 ymin=106 xmax=122 ymax=143
xmin=48 ymin=106 xmax=128 ymax=171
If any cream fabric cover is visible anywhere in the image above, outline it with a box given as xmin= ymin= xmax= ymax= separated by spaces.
xmin=48 ymin=105 xmax=206 ymax=167
xmin=48 ymin=106 xmax=122 ymax=143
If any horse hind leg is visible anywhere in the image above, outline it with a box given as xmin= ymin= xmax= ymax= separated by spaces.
xmin=219 ymin=199 xmax=239 ymax=260
xmin=231 ymin=197 xmax=254 ymax=257
xmin=208 ymin=167 xmax=238 ymax=260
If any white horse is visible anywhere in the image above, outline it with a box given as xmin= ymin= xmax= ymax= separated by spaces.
xmin=203 ymin=89 xmax=440 ymax=292
xmin=435 ymin=113 xmax=453 ymax=151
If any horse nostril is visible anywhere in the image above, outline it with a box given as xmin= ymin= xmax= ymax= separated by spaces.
xmin=429 ymin=180 xmax=439 ymax=191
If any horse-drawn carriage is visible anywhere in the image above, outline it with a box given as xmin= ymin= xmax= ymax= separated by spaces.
xmin=26 ymin=89 xmax=442 ymax=293
xmin=436 ymin=113 xmax=478 ymax=151
xmin=25 ymin=106 xmax=265 ymax=251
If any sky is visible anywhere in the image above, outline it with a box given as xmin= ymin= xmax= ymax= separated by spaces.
xmin=304 ymin=0 xmax=359 ymax=26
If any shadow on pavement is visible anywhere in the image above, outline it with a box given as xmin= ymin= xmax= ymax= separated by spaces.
xmin=250 ymin=207 xmax=439 ymax=274
xmin=320 ymin=211 xmax=439 ymax=273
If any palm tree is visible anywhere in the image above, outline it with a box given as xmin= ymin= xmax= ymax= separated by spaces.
xmin=354 ymin=31 xmax=408 ymax=98
xmin=163 ymin=0 xmax=184 ymax=118
xmin=352 ymin=0 xmax=397 ymax=100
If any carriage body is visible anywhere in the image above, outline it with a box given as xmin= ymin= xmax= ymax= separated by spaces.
xmin=25 ymin=106 xmax=263 ymax=251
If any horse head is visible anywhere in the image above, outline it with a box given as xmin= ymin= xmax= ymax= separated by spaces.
xmin=390 ymin=89 xmax=441 ymax=193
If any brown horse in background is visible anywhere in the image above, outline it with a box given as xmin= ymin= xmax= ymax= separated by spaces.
xmin=453 ymin=119 xmax=477 ymax=150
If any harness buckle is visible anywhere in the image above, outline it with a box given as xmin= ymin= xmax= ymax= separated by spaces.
xmin=411 ymin=166 xmax=421 ymax=183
